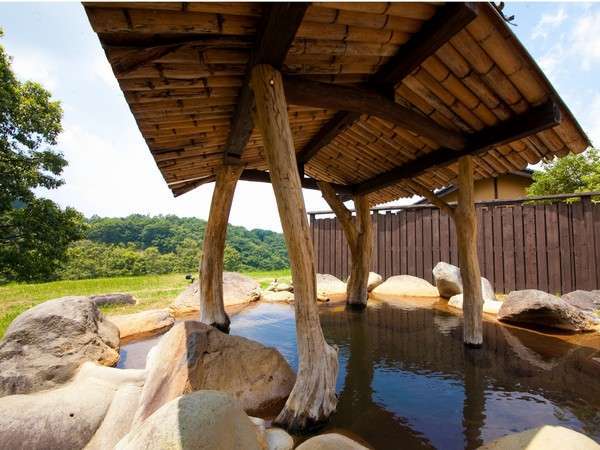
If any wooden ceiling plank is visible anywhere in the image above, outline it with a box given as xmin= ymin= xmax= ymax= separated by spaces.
xmin=295 ymin=2 xmax=478 ymax=165
xmin=223 ymin=3 xmax=309 ymax=164
xmin=354 ymin=101 xmax=561 ymax=195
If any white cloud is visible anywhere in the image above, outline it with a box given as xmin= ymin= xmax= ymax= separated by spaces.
xmin=570 ymin=10 xmax=600 ymax=70
xmin=92 ymin=55 xmax=120 ymax=89
xmin=532 ymin=7 xmax=568 ymax=40
xmin=585 ymin=93 xmax=600 ymax=147
xmin=9 ymin=48 xmax=58 ymax=90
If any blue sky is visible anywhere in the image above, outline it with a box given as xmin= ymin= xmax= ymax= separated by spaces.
xmin=0 ymin=2 xmax=598 ymax=232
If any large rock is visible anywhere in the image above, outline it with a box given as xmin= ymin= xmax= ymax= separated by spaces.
xmin=478 ymin=425 xmax=600 ymax=450
xmin=433 ymin=262 xmax=496 ymax=300
xmin=171 ymin=272 xmax=261 ymax=314
xmin=448 ymin=294 xmax=503 ymax=315
xmin=132 ymin=320 xmax=295 ymax=426
xmin=266 ymin=428 xmax=295 ymax=450
xmin=116 ymin=391 xmax=263 ymax=450
xmin=347 ymin=272 xmax=383 ymax=292
xmin=317 ymin=273 xmax=347 ymax=302
xmin=0 ymin=296 xmax=120 ymax=397
xmin=90 ymin=293 xmax=136 ymax=307
xmin=296 ymin=433 xmax=370 ymax=450
xmin=261 ymin=290 xmax=295 ymax=303
xmin=561 ymin=290 xmax=600 ymax=312
xmin=498 ymin=290 xmax=598 ymax=332
xmin=109 ymin=308 xmax=175 ymax=340
xmin=0 ymin=362 xmax=145 ymax=450
xmin=370 ymin=275 xmax=439 ymax=299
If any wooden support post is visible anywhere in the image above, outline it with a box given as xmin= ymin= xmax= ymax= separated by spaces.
xmin=455 ymin=156 xmax=484 ymax=346
xmin=199 ymin=164 xmax=243 ymax=333
xmin=406 ymin=162 xmax=483 ymax=346
xmin=250 ymin=64 xmax=338 ymax=431
xmin=318 ymin=181 xmax=373 ymax=308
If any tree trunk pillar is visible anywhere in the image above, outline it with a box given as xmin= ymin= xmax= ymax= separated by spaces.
xmin=346 ymin=195 xmax=373 ymax=307
xmin=199 ymin=164 xmax=243 ymax=333
xmin=250 ymin=64 xmax=338 ymax=431
xmin=455 ymin=156 xmax=483 ymax=346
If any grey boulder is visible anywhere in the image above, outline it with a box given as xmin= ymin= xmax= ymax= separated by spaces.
xmin=561 ymin=290 xmax=600 ymax=312
xmin=171 ymin=272 xmax=261 ymax=314
xmin=0 ymin=296 xmax=120 ymax=397
xmin=432 ymin=262 xmax=496 ymax=300
xmin=90 ymin=293 xmax=136 ymax=307
xmin=498 ymin=290 xmax=598 ymax=332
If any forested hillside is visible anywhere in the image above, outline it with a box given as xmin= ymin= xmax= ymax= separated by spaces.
xmin=57 ymin=215 xmax=289 ymax=280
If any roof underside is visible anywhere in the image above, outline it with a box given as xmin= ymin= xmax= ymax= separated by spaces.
xmin=84 ymin=2 xmax=590 ymax=205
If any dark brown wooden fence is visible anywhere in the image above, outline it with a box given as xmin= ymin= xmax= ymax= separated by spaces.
xmin=309 ymin=193 xmax=600 ymax=294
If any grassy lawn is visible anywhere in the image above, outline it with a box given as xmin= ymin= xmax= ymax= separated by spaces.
xmin=0 ymin=269 xmax=291 ymax=338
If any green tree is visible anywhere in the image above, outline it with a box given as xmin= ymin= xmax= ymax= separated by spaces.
xmin=223 ymin=245 xmax=243 ymax=271
xmin=527 ymin=148 xmax=600 ymax=197
xmin=0 ymin=30 xmax=85 ymax=281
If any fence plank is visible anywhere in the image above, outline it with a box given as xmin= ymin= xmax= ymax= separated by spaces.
xmin=512 ymin=205 xmax=525 ymax=290
xmin=483 ymin=207 xmax=494 ymax=286
xmin=415 ymin=209 xmax=424 ymax=279
xmin=535 ymin=205 xmax=549 ymax=293
xmin=371 ymin=213 xmax=378 ymax=273
xmin=440 ymin=211 xmax=450 ymax=264
xmin=593 ymin=199 xmax=600 ymax=289
xmin=502 ymin=207 xmax=515 ymax=292
xmin=400 ymin=210 xmax=407 ymax=274
xmin=423 ymin=209 xmax=433 ymax=282
xmin=392 ymin=212 xmax=400 ymax=276
xmin=572 ymin=201 xmax=587 ymax=290
xmin=493 ymin=207 xmax=504 ymax=293
xmin=431 ymin=209 xmax=440 ymax=274
xmin=523 ymin=205 xmax=538 ymax=289
xmin=545 ymin=204 xmax=561 ymax=295
xmin=385 ymin=212 xmax=393 ymax=279
xmin=583 ymin=197 xmax=596 ymax=290
xmin=407 ymin=210 xmax=416 ymax=276
xmin=558 ymin=202 xmax=573 ymax=294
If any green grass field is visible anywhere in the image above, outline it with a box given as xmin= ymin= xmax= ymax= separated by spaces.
xmin=0 ymin=269 xmax=291 ymax=338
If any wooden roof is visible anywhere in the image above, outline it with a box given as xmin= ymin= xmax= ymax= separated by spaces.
xmin=84 ymin=2 xmax=590 ymax=205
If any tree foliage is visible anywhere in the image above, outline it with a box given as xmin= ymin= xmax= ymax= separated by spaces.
xmin=0 ymin=31 xmax=85 ymax=282
xmin=527 ymin=148 xmax=600 ymax=197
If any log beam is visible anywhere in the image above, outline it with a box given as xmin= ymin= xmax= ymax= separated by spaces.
xmin=455 ymin=156 xmax=483 ymax=346
xmin=223 ymin=3 xmax=308 ymax=164
xmin=354 ymin=101 xmax=561 ymax=195
xmin=284 ymin=77 xmax=466 ymax=151
xmin=294 ymin=2 xmax=478 ymax=163
xmin=250 ymin=64 xmax=338 ymax=431
xmin=170 ymin=169 xmax=352 ymax=198
xmin=199 ymin=165 xmax=243 ymax=333
xmin=318 ymin=182 xmax=373 ymax=308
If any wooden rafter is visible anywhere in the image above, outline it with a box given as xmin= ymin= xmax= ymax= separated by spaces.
xmin=223 ymin=2 xmax=308 ymax=164
xmin=354 ymin=101 xmax=561 ymax=195
xmin=294 ymin=2 xmax=479 ymax=164
xmin=171 ymin=169 xmax=351 ymax=198
xmin=284 ymin=77 xmax=466 ymax=150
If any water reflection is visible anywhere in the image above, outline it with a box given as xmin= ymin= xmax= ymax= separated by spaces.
xmin=120 ymin=301 xmax=600 ymax=449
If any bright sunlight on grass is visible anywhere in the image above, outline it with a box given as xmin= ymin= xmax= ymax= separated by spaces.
xmin=0 ymin=269 xmax=291 ymax=338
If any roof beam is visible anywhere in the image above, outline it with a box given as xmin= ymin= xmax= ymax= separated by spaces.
xmin=171 ymin=169 xmax=352 ymax=197
xmin=223 ymin=3 xmax=308 ymax=164
xmin=353 ymin=101 xmax=561 ymax=196
xmin=295 ymin=2 xmax=478 ymax=164
xmin=284 ymin=77 xmax=466 ymax=150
